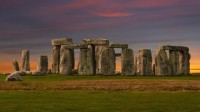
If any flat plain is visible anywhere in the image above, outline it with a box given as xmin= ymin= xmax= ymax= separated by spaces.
xmin=1 ymin=74 xmax=200 ymax=112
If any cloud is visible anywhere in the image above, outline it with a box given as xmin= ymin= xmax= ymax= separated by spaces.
xmin=90 ymin=11 xmax=133 ymax=17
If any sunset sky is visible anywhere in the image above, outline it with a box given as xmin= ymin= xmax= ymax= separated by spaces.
xmin=0 ymin=0 xmax=200 ymax=73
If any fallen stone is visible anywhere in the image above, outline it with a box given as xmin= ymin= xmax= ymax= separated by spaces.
xmin=32 ymin=71 xmax=45 ymax=76
xmin=6 ymin=72 xmax=22 ymax=81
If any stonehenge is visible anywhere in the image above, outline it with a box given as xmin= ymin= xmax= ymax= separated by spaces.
xmin=7 ymin=38 xmax=190 ymax=76
xmin=50 ymin=38 xmax=190 ymax=76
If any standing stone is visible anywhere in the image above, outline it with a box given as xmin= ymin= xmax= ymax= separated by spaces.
xmin=178 ymin=51 xmax=190 ymax=75
xmin=37 ymin=56 xmax=48 ymax=73
xmin=155 ymin=49 xmax=172 ymax=75
xmin=134 ymin=57 xmax=137 ymax=75
xmin=136 ymin=49 xmax=153 ymax=75
xmin=59 ymin=45 xmax=72 ymax=75
xmin=12 ymin=59 xmax=19 ymax=71
xmin=78 ymin=45 xmax=95 ymax=75
xmin=52 ymin=46 xmax=60 ymax=74
xmin=121 ymin=48 xmax=134 ymax=75
xmin=152 ymin=64 xmax=155 ymax=75
xmin=95 ymin=45 xmax=108 ymax=74
xmin=21 ymin=50 xmax=30 ymax=71
xmin=99 ymin=48 xmax=116 ymax=75
xmin=169 ymin=50 xmax=179 ymax=75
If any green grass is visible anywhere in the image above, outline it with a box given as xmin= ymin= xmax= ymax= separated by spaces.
xmin=0 ymin=90 xmax=200 ymax=112
xmin=1 ymin=74 xmax=200 ymax=111
xmin=1 ymin=74 xmax=200 ymax=82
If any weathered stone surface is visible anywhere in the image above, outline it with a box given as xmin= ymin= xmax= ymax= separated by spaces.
xmin=95 ymin=45 xmax=108 ymax=74
xmin=160 ymin=45 xmax=189 ymax=52
xmin=78 ymin=45 xmax=95 ymax=75
xmin=99 ymin=48 xmax=116 ymax=75
xmin=81 ymin=38 xmax=109 ymax=45
xmin=6 ymin=72 xmax=22 ymax=81
xmin=52 ymin=46 xmax=60 ymax=74
xmin=121 ymin=48 xmax=134 ymax=75
xmin=62 ymin=44 xmax=88 ymax=49
xmin=59 ymin=45 xmax=72 ymax=75
xmin=37 ymin=56 xmax=48 ymax=73
xmin=134 ymin=57 xmax=137 ymax=75
xmin=136 ymin=49 xmax=153 ymax=75
xmin=169 ymin=51 xmax=179 ymax=75
xmin=155 ymin=49 xmax=172 ymax=75
xmin=12 ymin=59 xmax=19 ymax=71
xmin=52 ymin=38 xmax=73 ymax=46
xmin=21 ymin=50 xmax=30 ymax=71
xmin=109 ymin=43 xmax=128 ymax=48
xmin=47 ymin=69 xmax=52 ymax=74
xmin=178 ymin=51 xmax=190 ymax=75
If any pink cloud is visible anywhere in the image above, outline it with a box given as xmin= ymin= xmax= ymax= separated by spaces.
xmin=90 ymin=11 xmax=133 ymax=17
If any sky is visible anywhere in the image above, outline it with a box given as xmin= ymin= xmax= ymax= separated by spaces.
xmin=0 ymin=0 xmax=200 ymax=73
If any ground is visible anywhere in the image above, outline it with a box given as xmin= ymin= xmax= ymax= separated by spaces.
xmin=0 ymin=74 xmax=200 ymax=112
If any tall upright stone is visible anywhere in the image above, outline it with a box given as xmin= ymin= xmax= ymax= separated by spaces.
xmin=52 ymin=46 xmax=60 ymax=74
xmin=78 ymin=45 xmax=95 ymax=75
xmin=155 ymin=49 xmax=172 ymax=75
xmin=12 ymin=59 xmax=19 ymax=71
xmin=121 ymin=48 xmax=134 ymax=75
xmin=95 ymin=45 xmax=108 ymax=74
xmin=37 ymin=56 xmax=48 ymax=73
xmin=99 ymin=48 xmax=116 ymax=75
xmin=136 ymin=49 xmax=153 ymax=75
xmin=169 ymin=50 xmax=179 ymax=75
xmin=178 ymin=51 xmax=190 ymax=75
xmin=21 ymin=50 xmax=30 ymax=71
xmin=59 ymin=45 xmax=72 ymax=75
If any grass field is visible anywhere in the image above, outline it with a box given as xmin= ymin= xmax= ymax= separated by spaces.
xmin=1 ymin=74 xmax=200 ymax=112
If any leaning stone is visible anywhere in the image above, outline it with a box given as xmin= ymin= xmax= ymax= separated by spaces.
xmin=21 ymin=50 xmax=30 ymax=71
xmin=52 ymin=38 xmax=73 ymax=46
xmin=78 ymin=45 xmax=95 ymax=75
xmin=59 ymin=45 xmax=72 ymax=75
xmin=6 ymin=72 xmax=22 ymax=81
xmin=37 ymin=56 xmax=48 ymax=73
xmin=121 ymin=48 xmax=134 ymax=75
xmin=136 ymin=49 xmax=153 ymax=75
xmin=109 ymin=43 xmax=128 ymax=48
xmin=12 ymin=59 xmax=19 ymax=71
xmin=99 ymin=48 xmax=116 ymax=75
xmin=52 ymin=46 xmax=60 ymax=74
xmin=155 ymin=49 xmax=172 ymax=75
